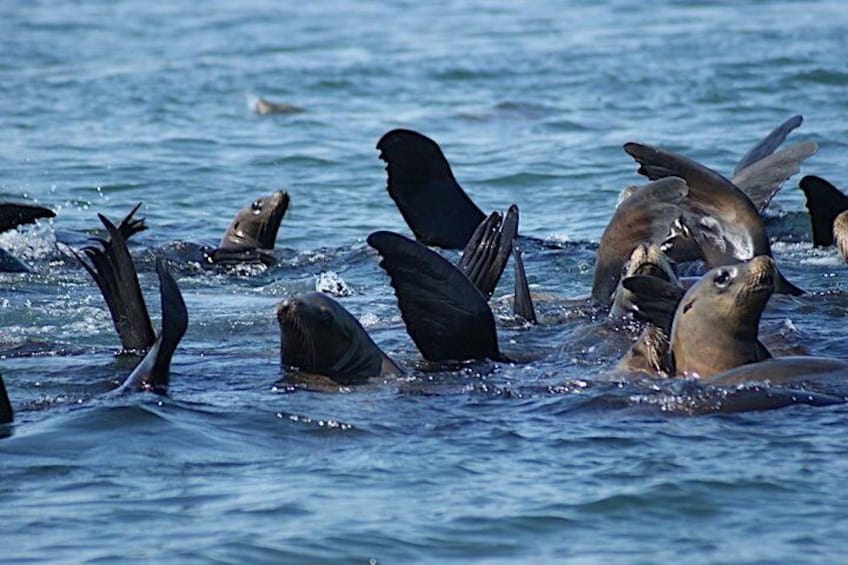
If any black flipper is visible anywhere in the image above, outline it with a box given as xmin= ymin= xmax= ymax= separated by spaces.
xmin=457 ymin=204 xmax=519 ymax=299
xmin=0 ymin=203 xmax=55 ymax=234
xmin=115 ymin=202 xmax=148 ymax=241
xmin=75 ymin=210 xmax=155 ymax=352
xmin=799 ymin=175 xmax=848 ymax=247
xmin=377 ymin=129 xmax=486 ymax=249
xmin=732 ymin=141 xmax=818 ymax=213
xmin=512 ymin=239 xmax=537 ymax=324
xmin=733 ymin=115 xmax=803 ymax=175
xmin=0 ymin=374 xmax=12 ymax=424
xmin=117 ymin=259 xmax=188 ymax=394
xmin=367 ymin=230 xmax=499 ymax=362
xmin=620 ymin=275 xmax=686 ymax=334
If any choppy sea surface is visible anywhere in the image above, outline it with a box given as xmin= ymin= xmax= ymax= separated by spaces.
xmin=2 ymin=0 xmax=848 ymax=562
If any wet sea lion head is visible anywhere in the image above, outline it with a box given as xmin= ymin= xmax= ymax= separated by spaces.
xmin=276 ymin=292 xmax=384 ymax=385
xmin=220 ymin=191 xmax=290 ymax=251
xmin=670 ymin=255 xmax=775 ymax=378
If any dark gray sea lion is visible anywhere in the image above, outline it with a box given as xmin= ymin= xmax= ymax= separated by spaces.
xmin=799 ymin=175 xmax=848 ymax=260
xmin=252 ymin=98 xmax=304 ymax=115
xmin=210 ymin=191 xmax=290 ymax=266
xmin=0 ymin=203 xmax=55 ymax=273
xmin=277 ymin=292 xmax=401 ymax=386
xmin=592 ymin=177 xmax=688 ymax=305
xmin=0 ymin=374 xmax=12 ymax=424
xmin=669 ymin=256 xmax=775 ymax=378
xmin=377 ymin=129 xmax=486 ymax=249
xmin=624 ymin=142 xmax=803 ymax=296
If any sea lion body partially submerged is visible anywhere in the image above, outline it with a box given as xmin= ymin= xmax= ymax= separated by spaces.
xmin=210 ymin=191 xmax=290 ymax=266
xmin=670 ymin=256 xmax=775 ymax=378
xmin=277 ymin=292 xmax=401 ymax=386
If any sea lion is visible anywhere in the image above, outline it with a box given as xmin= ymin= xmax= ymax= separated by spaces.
xmin=669 ymin=256 xmax=775 ymax=378
xmin=608 ymin=242 xmax=679 ymax=320
xmin=0 ymin=203 xmax=55 ymax=273
xmin=277 ymin=292 xmax=401 ymax=386
xmin=252 ymin=97 xmax=304 ymax=115
xmin=624 ymin=142 xmax=803 ymax=296
xmin=210 ymin=191 xmax=290 ymax=265
xmin=592 ymin=176 xmax=688 ymax=305
xmin=377 ymin=129 xmax=486 ymax=249
xmin=799 ymin=175 xmax=848 ymax=260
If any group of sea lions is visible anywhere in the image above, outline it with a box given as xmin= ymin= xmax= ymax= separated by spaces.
xmin=2 ymin=113 xmax=848 ymax=424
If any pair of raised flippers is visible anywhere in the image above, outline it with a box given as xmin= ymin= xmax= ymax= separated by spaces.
xmin=278 ymin=205 xmax=536 ymax=386
xmin=0 ymin=209 xmax=188 ymax=425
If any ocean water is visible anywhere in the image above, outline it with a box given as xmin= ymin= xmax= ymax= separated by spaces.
xmin=2 ymin=0 xmax=848 ymax=562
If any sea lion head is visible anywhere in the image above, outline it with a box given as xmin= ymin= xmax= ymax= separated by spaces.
xmin=276 ymin=292 xmax=383 ymax=385
xmin=670 ymin=255 xmax=775 ymax=378
xmin=609 ymin=242 xmax=679 ymax=320
xmin=220 ymin=191 xmax=289 ymax=251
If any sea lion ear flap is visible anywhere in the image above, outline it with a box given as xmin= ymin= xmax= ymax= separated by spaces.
xmin=376 ymin=129 xmax=486 ymax=249
xmin=457 ymin=204 xmax=519 ymax=299
xmin=799 ymin=175 xmax=848 ymax=247
xmin=621 ymin=276 xmax=686 ymax=333
xmin=367 ymin=230 xmax=499 ymax=362
xmin=0 ymin=374 xmax=13 ymax=424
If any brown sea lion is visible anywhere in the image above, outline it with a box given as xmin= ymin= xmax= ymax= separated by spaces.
xmin=669 ymin=256 xmax=775 ymax=378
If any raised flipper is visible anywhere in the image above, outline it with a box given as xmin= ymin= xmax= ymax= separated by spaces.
xmin=116 ymin=259 xmax=188 ymax=395
xmin=512 ymin=239 xmax=537 ymax=323
xmin=377 ymin=129 xmax=486 ymax=249
xmin=620 ymin=275 xmax=686 ymax=333
xmin=799 ymin=175 xmax=848 ymax=247
xmin=624 ymin=142 xmax=804 ymax=296
xmin=733 ymin=115 xmax=803 ymax=176
xmin=457 ymin=204 xmax=519 ymax=299
xmin=75 ymin=209 xmax=155 ymax=353
xmin=732 ymin=141 xmax=818 ymax=213
xmin=367 ymin=230 xmax=499 ymax=362
xmin=0 ymin=203 xmax=55 ymax=234
xmin=115 ymin=202 xmax=148 ymax=241
xmin=0 ymin=374 xmax=12 ymax=424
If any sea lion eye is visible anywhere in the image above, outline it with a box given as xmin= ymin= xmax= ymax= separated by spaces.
xmin=713 ymin=269 xmax=732 ymax=288
xmin=251 ymin=199 xmax=263 ymax=212
xmin=318 ymin=308 xmax=333 ymax=324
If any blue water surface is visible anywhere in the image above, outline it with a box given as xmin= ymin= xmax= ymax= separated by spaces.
xmin=2 ymin=0 xmax=848 ymax=562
